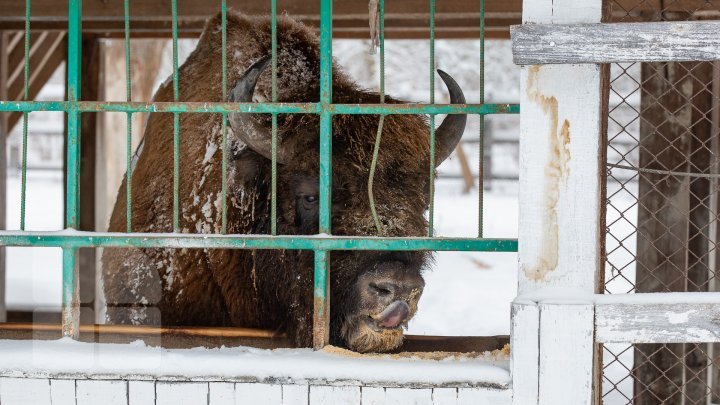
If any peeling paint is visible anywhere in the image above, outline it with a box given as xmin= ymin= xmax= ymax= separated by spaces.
xmin=523 ymin=65 xmax=572 ymax=281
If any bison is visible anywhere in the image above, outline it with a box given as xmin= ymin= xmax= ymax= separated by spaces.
xmin=101 ymin=11 xmax=467 ymax=353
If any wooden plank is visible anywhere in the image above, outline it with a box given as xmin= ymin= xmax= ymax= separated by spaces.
xmin=7 ymin=31 xmax=65 ymax=100
xmin=156 ymin=382 xmax=208 ymax=405
xmin=309 ymin=386 xmax=360 ymax=404
xmin=518 ymin=0 xmax=608 ymax=295
xmin=76 ymin=380 xmax=127 ymax=405
xmin=0 ymin=377 xmax=52 ymax=405
xmin=208 ymin=382 xmax=234 ymax=405
xmin=430 ymin=388 xmax=457 ymax=405
xmin=457 ymin=387 xmax=511 ymax=404
xmin=50 ymin=379 xmax=76 ymax=405
xmin=360 ymin=387 xmax=385 ymax=405
xmin=537 ymin=304 xmax=594 ymax=405
xmin=684 ymin=60 xmax=715 ymax=405
xmin=512 ymin=21 xmax=720 ymax=65
xmin=6 ymin=31 xmax=65 ymax=133
xmin=384 ymin=388 xmax=432 ymax=404
xmin=78 ymin=38 xmax=99 ymax=324
xmin=518 ymin=62 xmax=608 ymax=293
xmin=433 ymin=388 xmax=458 ymax=405
xmin=596 ymin=302 xmax=720 ymax=343
xmin=128 ymin=381 xmax=155 ymax=405
xmin=634 ymin=58 xmax=701 ymax=405
xmin=510 ymin=302 xmax=539 ymax=405
xmin=235 ymin=383 xmax=282 ymax=403
xmin=281 ymin=385 xmax=308 ymax=405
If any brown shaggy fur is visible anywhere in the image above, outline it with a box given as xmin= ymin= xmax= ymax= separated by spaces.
xmin=102 ymin=11 xmax=435 ymax=351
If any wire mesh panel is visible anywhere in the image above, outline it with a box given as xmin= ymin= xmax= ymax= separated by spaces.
xmin=605 ymin=1 xmax=720 ymax=403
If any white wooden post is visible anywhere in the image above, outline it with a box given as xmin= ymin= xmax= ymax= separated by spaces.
xmin=513 ymin=0 xmax=608 ymax=404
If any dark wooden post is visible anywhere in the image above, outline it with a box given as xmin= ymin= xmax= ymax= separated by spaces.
xmin=634 ymin=60 xmax=716 ymax=405
xmin=711 ymin=59 xmax=720 ymax=405
xmin=78 ymin=38 xmax=99 ymax=323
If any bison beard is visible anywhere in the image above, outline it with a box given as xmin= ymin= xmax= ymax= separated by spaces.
xmin=101 ymin=11 xmax=466 ymax=353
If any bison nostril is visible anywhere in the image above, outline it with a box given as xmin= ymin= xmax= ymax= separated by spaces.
xmin=369 ymin=282 xmax=394 ymax=297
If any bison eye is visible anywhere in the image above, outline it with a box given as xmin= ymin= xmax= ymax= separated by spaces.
xmin=304 ymin=195 xmax=318 ymax=204
xmin=369 ymin=283 xmax=392 ymax=297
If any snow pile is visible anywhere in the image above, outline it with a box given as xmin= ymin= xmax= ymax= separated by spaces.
xmin=0 ymin=338 xmax=510 ymax=387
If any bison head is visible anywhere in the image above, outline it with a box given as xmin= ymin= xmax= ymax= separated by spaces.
xmin=227 ymin=54 xmax=466 ymax=353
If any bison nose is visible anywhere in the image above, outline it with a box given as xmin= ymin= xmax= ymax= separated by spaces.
xmin=374 ymin=300 xmax=410 ymax=328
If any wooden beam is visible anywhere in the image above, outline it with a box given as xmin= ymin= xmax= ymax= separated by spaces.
xmin=538 ymin=303 xmax=594 ymax=405
xmin=634 ymin=58 xmax=715 ymax=405
xmin=515 ymin=1 xmax=608 ymax=404
xmin=512 ymin=21 xmax=720 ymax=65
xmin=6 ymin=31 xmax=65 ymax=133
xmin=510 ymin=302 xmax=540 ymax=405
xmin=596 ymin=300 xmax=720 ymax=343
xmin=0 ymin=0 xmax=521 ymax=39
xmin=78 ymin=39 xmax=99 ymax=325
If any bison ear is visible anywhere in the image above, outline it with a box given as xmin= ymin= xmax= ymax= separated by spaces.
xmin=228 ymin=55 xmax=292 ymax=164
xmin=433 ymin=70 xmax=467 ymax=167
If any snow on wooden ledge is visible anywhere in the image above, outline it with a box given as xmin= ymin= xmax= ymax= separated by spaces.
xmin=0 ymin=339 xmax=510 ymax=389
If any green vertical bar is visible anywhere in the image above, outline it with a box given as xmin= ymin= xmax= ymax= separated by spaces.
xmin=19 ymin=0 xmax=30 ymax=231
xmin=428 ymin=0 xmax=436 ymax=237
xmin=63 ymin=0 xmax=82 ymax=339
xmin=314 ymin=0 xmax=333 ymax=350
xmin=221 ymin=0 xmax=228 ymax=234
xmin=172 ymin=0 xmax=180 ymax=233
xmin=318 ymin=0 xmax=332 ymax=234
xmin=271 ymin=0 xmax=278 ymax=236
xmin=312 ymin=249 xmax=330 ymax=348
xmin=124 ymin=0 xmax=132 ymax=232
xmin=478 ymin=0 xmax=485 ymax=238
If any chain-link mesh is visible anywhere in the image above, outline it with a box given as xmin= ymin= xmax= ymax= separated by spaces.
xmin=604 ymin=1 xmax=720 ymax=404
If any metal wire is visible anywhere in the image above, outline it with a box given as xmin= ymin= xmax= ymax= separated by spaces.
xmin=478 ymin=0 xmax=485 ymax=238
xmin=428 ymin=0 xmax=436 ymax=237
xmin=271 ymin=0 xmax=278 ymax=236
xmin=19 ymin=0 xmax=30 ymax=231
xmin=171 ymin=0 xmax=180 ymax=233
xmin=124 ymin=0 xmax=133 ymax=233
xmin=221 ymin=0 xmax=228 ymax=234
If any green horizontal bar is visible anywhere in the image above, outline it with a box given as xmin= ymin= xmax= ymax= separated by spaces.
xmin=0 ymin=231 xmax=518 ymax=252
xmin=329 ymin=103 xmax=518 ymax=115
xmin=0 ymin=101 xmax=520 ymax=115
xmin=0 ymin=101 xmax=67 ymax=111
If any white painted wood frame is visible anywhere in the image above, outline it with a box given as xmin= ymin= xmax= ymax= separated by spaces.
xmin=596 ymin=297 xmax=720 ymax=344
xmin=512 ymin=21 xmax=720 ymax=65
xmin=514 ymin=0 xmax=608 ymax=404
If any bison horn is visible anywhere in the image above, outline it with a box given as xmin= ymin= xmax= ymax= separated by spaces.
xmin=434 ymin=69 xmax=467 ymax=167
xmin=228 ymin=55 xmax=290 ymax=164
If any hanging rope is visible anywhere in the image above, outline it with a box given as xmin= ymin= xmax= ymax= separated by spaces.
xmin=368 ymin=116 xmax=385 ymax=234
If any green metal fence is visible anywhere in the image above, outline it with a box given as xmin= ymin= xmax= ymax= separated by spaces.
xmin=0 ymin=0 xmax=519 ymax=349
